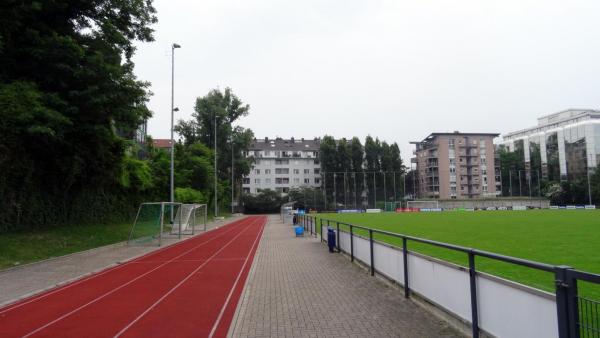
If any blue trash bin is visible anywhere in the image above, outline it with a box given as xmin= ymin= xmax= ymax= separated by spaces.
xmin=295 ymin=226 xmax=304 ymax=237
xmin=327 ymin=228 xmax=336 ymax=252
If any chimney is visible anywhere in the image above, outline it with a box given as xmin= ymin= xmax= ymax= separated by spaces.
xmin=265 ymin=137 xmax=268 ymax=142
xmin=291 ymin=137 xmax=294 ymax=142
xmin=301 ymin=137 xmax=304 ymax=142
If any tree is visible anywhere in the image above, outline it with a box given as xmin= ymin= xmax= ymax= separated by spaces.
xmin=175 ymin=88 xmax=254 ymax=211
xmin=242 ymin=189 xmax=284 ymax=214
xmin=0 ymin=1 xmax=157 ymax=230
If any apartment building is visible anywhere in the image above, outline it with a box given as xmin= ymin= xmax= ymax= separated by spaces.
xmin=499 ymin=109 xmax=600 ymax=181
xmin=411 ymin=132 xmax=500 ymax=199
xmin=242 ymin=137 xmax=322 ymax=195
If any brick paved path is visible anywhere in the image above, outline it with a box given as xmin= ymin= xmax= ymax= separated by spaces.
xmin=229 ymin=215 xmax=462 ymax=338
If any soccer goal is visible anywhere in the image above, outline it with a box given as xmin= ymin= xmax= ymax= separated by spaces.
xmin=170 ymin=204 xmax=207 ymax=236
xmin=383 ymin=201 xmax=403 ymax=212
xmin=406 ymin=200 xmax=440 ymax=210
xmin=128 ymin=202 xmax=183 ymax=246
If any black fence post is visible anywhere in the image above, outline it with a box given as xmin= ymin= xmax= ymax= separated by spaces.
xmin=336 ymin=222 xmax=340 ymax=252
xmin=402 ymin=237 xmax=409 ymax=298
xmin=468 ymin=251 xmax=479 ymax=338
xmin=369 ymin=229 xmax=374 ymax=276
xmin=320 ymin=219 xmax=324 ymax=243
xmin=350 ymin=225 xmax=354 ymax=262
xmin=555 ymin=265 xmax=578 ymax=338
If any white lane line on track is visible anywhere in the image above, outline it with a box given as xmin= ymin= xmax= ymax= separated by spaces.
xmin=0 ymin=217 xmax=249 ymax=315
xmin=20 ymin=218 xmax=255 ymax=338
xmin=208 ymin=216 xmax=265 ymax=338
xmin=113 ymin=217 xmax=263 ymax=338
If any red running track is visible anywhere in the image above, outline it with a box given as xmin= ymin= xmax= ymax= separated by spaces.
xmin=0 ymin=215 xmax=266 ymax=338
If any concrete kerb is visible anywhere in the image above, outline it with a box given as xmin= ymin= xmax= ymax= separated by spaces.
xmin=0 ymin=215 xmax=244 ymax=309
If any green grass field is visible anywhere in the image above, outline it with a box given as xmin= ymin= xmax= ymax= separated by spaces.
xmin=313 ymin=210 xmax=600 ymax=298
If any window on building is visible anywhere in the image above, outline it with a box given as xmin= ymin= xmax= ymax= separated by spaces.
xmin=254 ymin=178 xmax=260 ymax=184
xmin=282 ymin=187 xmax=290 ymax=193
xmin=275 ymin=159 xmax=289 ymax=165
xmin=242 ymin=178 xmax=250 ymax=184
xmin=293 ymin=178 xmax=300 ymax=184
xmin=265 ymin=178 xmax=271 ymax=184
xmin=449 ymin=139 xmax=455 ymax=147
xmin=243 ymin=187 xmax=250 ymax=194
xmin=275 ymin=177 xmax=290 ymax=184
xmin=293 ymin=169 xmax=300 ymax=174
xmin=304 ymin=169 xmax=310 ymax=174
xmin=314 ymin=159 xmax=320 ymax=165
xmin=304 ymin=178 xmax=310 ymax=184
xmin=255 ymin=169 xmax=260 ymax=175
xmin=275 ymin=168 xmax=289 ymax=174
xmin=265 ymin=169 xmax=271 ymax=174
xmin=314 ymin=168 xmax=320 ymax=174
xmin=315 ymin=178 xmax=321 ymax=184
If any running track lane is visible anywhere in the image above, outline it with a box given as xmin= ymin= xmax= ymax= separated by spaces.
xmin=0 ymin=215 xmax=266 ymax=338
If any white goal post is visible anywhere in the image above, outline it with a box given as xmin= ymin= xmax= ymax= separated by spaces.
xmin=406 ymin=200 xmax=440 ymax=209
xmin=170 ymin=204 xmax=207 ymax=235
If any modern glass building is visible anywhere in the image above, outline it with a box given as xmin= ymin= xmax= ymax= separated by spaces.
xmin=499 ymin=109 xmax=600 ymax=182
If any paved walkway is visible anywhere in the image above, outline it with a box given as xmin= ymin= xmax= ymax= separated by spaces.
xmin=0 ymin=216 xmax=242 ymax=307
xmin=229 ymin=215 xmax=462 ymax=338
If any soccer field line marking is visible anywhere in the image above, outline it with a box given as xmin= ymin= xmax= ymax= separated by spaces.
xmin=0 ymin=216 xmax=248 ymax=315
xmin=112 ymin=216 xmax=264 ymax=338
xmin=208 ymin=216 xmax=265 ymax=338
xmin=19 ymin=217 xmax=256 ymax=338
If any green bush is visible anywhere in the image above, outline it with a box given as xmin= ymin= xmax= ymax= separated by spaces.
xmin=175 ymin=187 xmax=206 ymax=204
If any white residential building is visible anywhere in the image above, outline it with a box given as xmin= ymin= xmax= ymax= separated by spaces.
xmin=242 ymin=137 xmax=322 ymax=195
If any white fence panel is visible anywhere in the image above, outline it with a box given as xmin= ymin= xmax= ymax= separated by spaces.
xmin=408 ymin=254 xmax=472 ymax=322
xmin=373 ymin=242 xmax=403 ymax=282
xmin=338 ymin=230 xmax=351 ymax=253
xmin=477 ymin=275 xmax=558 ymax=338
xmin=353 ymin=235 xmax=371 ymax=265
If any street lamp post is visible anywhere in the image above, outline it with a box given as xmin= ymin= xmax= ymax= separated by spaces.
xmin=170 ymin=43 xmax=181 ymax=222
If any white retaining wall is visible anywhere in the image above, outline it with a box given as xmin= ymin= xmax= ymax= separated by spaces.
xmin=328 ymin=228 xmax=558 ymax=338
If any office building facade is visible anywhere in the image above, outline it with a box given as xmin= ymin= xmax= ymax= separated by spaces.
xmin=499 ymin=109 xmax=600 ymax=181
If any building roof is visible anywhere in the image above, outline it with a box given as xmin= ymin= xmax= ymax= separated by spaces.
xmin=152 ymin=139 xmax=173 ymax=149
xmin=411 ymin=132 xmax=500 ymax=144
xmin=502 ymin=109 xmax=600 ymax=140
xmin=249 ymin=137 xmax=321 ymax=151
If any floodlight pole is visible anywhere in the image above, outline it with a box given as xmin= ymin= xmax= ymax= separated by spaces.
xmin=170 ymin=43 xmax=181 ymax=222
xmin=373 ymin=172 xmax=376 ymax=208
xmin=587 ymin=167 xmax=593 ymax=205
xmin=214 ymin=111 xmax=218 ymax=218
xmin=353 ymin=173 xmax=357 ymax=209
xmin=509 ymin=171 xmax=513 ymax=196
xmin=333 ymin=173 xmax=337 ymax=210
xmin=231 ymin=135 xmax=234 ymax=214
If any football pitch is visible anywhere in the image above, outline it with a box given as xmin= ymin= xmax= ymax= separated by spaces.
xmin=314 ymin=210 xmax=600 ymax=298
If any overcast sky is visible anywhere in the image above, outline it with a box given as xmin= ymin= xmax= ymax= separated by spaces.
xmin=133 ymin=0 xmax=600 ymax=158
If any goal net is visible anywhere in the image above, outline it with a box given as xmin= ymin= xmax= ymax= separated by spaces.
xmin=406 ymin=200 xmax=440 ymax=210
xmin=384 ymin=201 xmax=403 ymax=212
xmin=128 ymin=202 xmax=182 ymax=246
xmin=170 ymin=204 xmax=207 ymax=235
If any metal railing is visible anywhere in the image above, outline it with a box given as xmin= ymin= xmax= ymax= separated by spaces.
xmin=298 ymin=214 xmax=600 ymax=338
